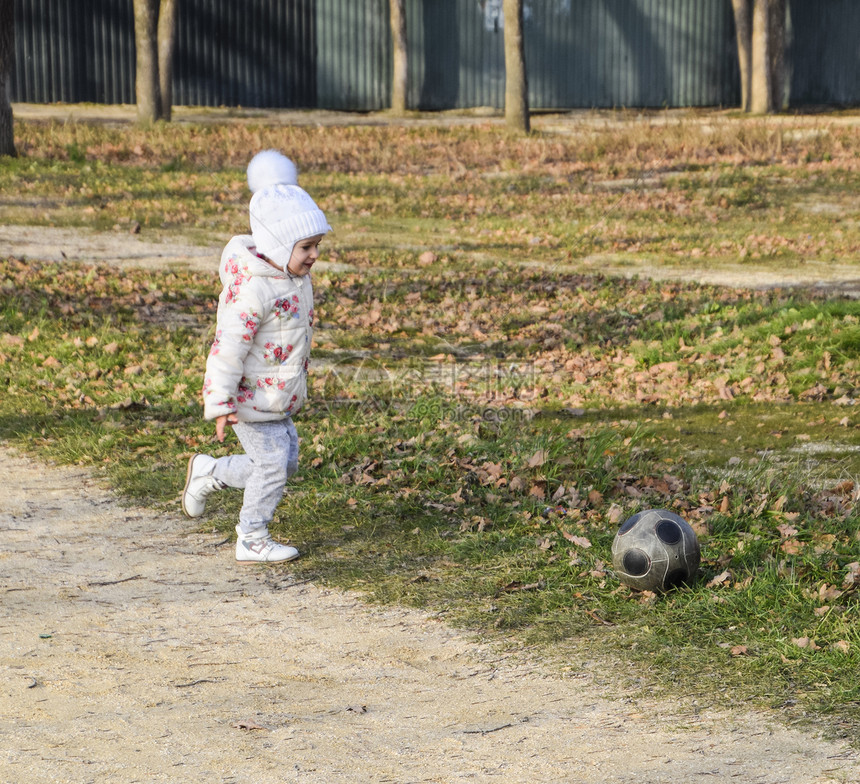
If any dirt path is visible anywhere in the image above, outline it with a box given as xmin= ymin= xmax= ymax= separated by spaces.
xmin=1 ymin=447 xmax=857 ymax=784
xmin=5 ymin=221 xmax=860 ymax=297
xmin=0 ymin=224 xmax=220 ymax=271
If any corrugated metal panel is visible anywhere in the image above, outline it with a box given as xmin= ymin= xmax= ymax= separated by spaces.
xmin=409 ymin=0 xmax=504 ymax=111
xmin=522 ymin=0 xmax=738 ymax=110
xmin=317 ymin=0 xmax=390 ymax=111
xmin=405 ymin=0 xmax=737 ymax=112
xmin=10 ymin=0 xmax=319 ymax=109
xmin=13 ymin=0 xmax=134 ymax=104
xmin=9 ymin=0 xmax=860 ymax=112
xmin=788 ymin=0 xmax=860 ymax=106
xmin=12 ymin=0 xmax=134 ymax=103
xmin=173 ymin=0 xmax=317 ymax=108
xmin=92 ymin=0 xmax=135 ymax=104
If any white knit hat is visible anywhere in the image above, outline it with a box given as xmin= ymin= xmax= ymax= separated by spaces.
xmin=246 ymin=151 xmax=331 ymax=271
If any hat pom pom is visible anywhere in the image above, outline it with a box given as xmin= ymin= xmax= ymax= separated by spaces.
xmin=247 ymin=150 xmax=298 ymax=193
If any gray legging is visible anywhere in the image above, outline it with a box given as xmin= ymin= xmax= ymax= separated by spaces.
xmin=212 ymin=418 xmax=299 ymax=535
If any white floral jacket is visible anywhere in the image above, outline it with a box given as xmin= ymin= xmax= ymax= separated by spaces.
xmin=202 ymin=235 xmax=313 ymax=422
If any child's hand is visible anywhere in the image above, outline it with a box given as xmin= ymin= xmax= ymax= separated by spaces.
xmin=215 ymin=414 xmax=238 ymax=442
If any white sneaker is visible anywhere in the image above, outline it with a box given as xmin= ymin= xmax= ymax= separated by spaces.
xmin=181 ymin=454 xmax=224 ymax=518
xmin=235 ymin=526 xmax=300 ymax=563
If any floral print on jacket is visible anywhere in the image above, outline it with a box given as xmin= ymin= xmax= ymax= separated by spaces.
xmin=203 ymin=235 xmax=313 ymax=422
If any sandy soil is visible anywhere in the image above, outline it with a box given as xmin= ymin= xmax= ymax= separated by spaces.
xmin=1 ymin=446 xmax=858 ymax=784
xmin=0 ymin=224 xmax=221 ymax=272
xmin=1 ymin=227 xmax=859 ymax=782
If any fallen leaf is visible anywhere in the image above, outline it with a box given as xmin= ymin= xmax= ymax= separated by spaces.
xmin=528 ymin=483 xmax=546 ymax=500
xmin=500 ymin=580 xmax=544 ymax=594
xmin=232 ymin=720 xmax=268 ymax=731
xmin=832 ymin=640 xmax=850 ymax=654
xmin=817 ymin=583 xmax=842 ymax=602
xmin=780 ymin=539 xmax=803 ymax=555
xmin=706 ymin=569 xmax=731 ymax=588
xmin=460 ymin=516 xmax=491 ymax=532
xmin=561 ymin=531 xmax=592 ymax=548
xmin=0 ymin=333 xmax=24 ymax=348
xmin=842 ymin=562 xmax=860 ymax=587
xmin=587 ymin=489 xmax=603 ymax=506
xmin=832 ymin=480 xmax=855 ymax=495
xmin=527 ymin=450 xmax=548 ymax=468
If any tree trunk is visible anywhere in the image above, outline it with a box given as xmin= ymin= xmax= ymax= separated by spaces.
xmin=157 ymin=0 xmax=177 ymax=121
xmin=133 ymin=0 xmax=161 ymax=123
xmin=503 ymin=0 xmax=529 ymax=134
xmin=750 ymin=0 xmax=772 ymax=113
xmin=768 ymin=0 xmax=786 ymax=111
xmin=733 ymin=0 xmax=786 ymax=114
xmin=731 ymin=0 xmax=752 ymax=112
xmin=0 ymin=0 xmax=15 ymax=156
xmin=389 ymin=0 xmax=408 ymax=115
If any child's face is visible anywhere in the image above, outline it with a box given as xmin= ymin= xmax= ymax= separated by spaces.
xmin=286 ymin=234 xmax=324 ymax=276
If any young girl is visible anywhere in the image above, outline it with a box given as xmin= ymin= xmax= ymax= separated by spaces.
xmin=181 ymin=150 xmax=331 ymax=563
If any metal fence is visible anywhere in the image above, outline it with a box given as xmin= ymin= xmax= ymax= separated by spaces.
xmin=789 ymin=0 xmax=860 ymax=106
xmin=10 ymin=0 xmax=860 ymax=111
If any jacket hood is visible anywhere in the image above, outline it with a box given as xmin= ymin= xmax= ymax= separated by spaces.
xmin=219 ymin=235 xmax=285 ymax=286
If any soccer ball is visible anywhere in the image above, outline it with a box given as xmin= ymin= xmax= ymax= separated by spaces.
xmin=611 ymin=509 xmax=700 ymax=592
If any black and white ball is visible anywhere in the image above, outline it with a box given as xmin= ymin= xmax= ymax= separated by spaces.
xmin=611 ymin=509 xmax=700 ymax=592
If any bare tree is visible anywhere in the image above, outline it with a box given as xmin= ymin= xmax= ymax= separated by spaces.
xmin=0 ymin=0 xmax=15 ymax=156
xmin=157 ymin=0 xmax=178 ymax=120
xmin=503 ymin=0 xmax=529 ymax=133
xmin=133 ymin=0 xmax=177 ymax=122
xmin=389 ymin=0 xmax=408 ymax=115
xmin=766 ymin=0 xmax=786 ymax=112
xmin=732 ymin=0 xmax=786 ymax=113
xmin=731 ymin=0 xmax=753 ymax=112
